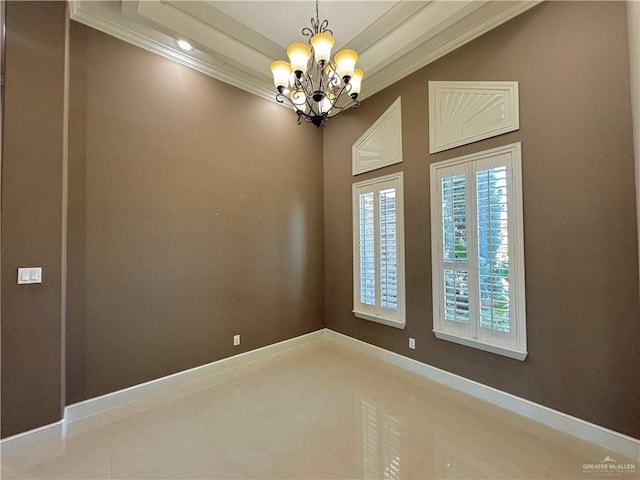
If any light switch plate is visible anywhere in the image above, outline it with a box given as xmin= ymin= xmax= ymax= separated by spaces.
xmin=18 ymin=267 xmax=42 ymax=284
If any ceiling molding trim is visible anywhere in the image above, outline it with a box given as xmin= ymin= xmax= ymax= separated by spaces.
xmin=340 ymin=2 xmax=427 ymax=54
xmin=165 ymin=1 xmax=284 ymax=60
xmin=69 ymin=1 xmax=542 ymax=109
xmin=135 ymin=1 xmax=273 ymax=77
xmin=358 ymin=1 xmax=486 ymax=76
xmin=360 ymin=1 xmax=542 ymax=100
xmin=69 ymin=2 xmax=275 ymax=103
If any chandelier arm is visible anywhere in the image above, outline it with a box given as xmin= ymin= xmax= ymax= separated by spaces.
xmin=298 ymin=79 xmax=318 ymax=115
xmin=293 ymin=74 xmax=317 ymax=114
xmin=325 ymin=61 xmax=342 ymax=91
xmin=305 ymin=95 xmax=318 ymax=116
xmin=275 ymin=92 xmax=299 ymax=110
xmin=326 ymin=100 xmax=360 ymax=118
xmin=328 ymin=81 xmax=351 ymax=97
xmin=328 ymin=82 xmax=351 ymax=105
xmin=301 ymin=27 xmax=314 ymax=41
xmin=292 ymin=76 xmax=304 ymax=95
xmin=325 ymin=100 xmax=346 ymax=116
xmin=319 ymin=21 xmax=332 ymax=36
xmin=317 ymin=70 xmax=326 ymax=95
xmin=296 ymin=111 xmax=318 ymax=125
xmin=300 ymin=75 xmax=314 ymax=98
xmin=280 ymin=88 xmax=324 ymax=119
xmin=324 ymin=81 xmax=360 ymax=118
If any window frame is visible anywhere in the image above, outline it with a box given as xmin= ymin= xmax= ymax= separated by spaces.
xmin=352 ymin=172 xmax=406 ymax=329
xmin=430 ymin=143 xmax=527 ymax=360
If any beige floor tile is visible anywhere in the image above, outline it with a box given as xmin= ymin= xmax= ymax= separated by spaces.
xmin=180 ymin=367 xmax=246 ymax=396
xmin=0 ymin=463 xmax=31 ymax=479
xmin=1 ymin=428 xmax=70 ymax=470
xmin=128 ymin=441 xmax=235 ymax=479
xmin=186 ymin=375 xmax=284 ymax=439
xmin=1 ymin=424 xmax=111 ymax=480
xmin=437 ymin=410 xmax=555 ymax=479
xmin=107 ymin=385 xmax=186 ymax=423
xmin=317 ymin=395 xmax=444 ymax=478
xmin=210 ymin=407 xmax=299 ymax=472
xmin=2 ymin=345 xmax=636 ymax=480
xmin=236 ymin=352 xmax=291 ymax=375
xmin=108 ymin=397 xmax=209 ymax=478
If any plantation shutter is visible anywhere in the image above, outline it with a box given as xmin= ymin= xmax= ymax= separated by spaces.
xmin=476 ymin=166 xmax=511 ymax=334
xmin=353 ymin=173 xmax=405 ymax=328
xmin=359 ymin=191 xmax=376 ymax=305
xmin=441 ymin=173 xmax=469 ymax=326
xmin=379 ymin=187 xmax=398 ymax=311
xmin=431 ymin=143 xmax=526 ymax=359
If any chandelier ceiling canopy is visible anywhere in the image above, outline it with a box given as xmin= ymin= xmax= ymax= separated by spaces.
xmin=269 ymin=0 xmax=363 ymax=127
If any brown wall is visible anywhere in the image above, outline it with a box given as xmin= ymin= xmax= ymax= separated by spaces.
xmin=1 ymin=1 xmax=67 ymax=437
xmin=2 ymin=0 xmax=638 ymax=441
xmin=66 ymin=23 xmax=324 ymax=403
xmin=323 ymin=1 xmax=640 ymax=438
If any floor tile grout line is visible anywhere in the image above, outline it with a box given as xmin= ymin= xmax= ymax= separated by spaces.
xmin=105 ymin=412 xmax=114 ymax=480
xmin=180 ymin=380 xmax=241 ymax=479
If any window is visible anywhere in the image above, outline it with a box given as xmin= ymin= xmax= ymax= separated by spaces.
xmin=430 ymin=143 xmax=527 ymax=360
xmin=353 ymin=172 xmax=406 ymax=328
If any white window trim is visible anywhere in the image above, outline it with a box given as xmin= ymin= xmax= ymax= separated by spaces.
xmin=430 ymin=143 xmax=527 ymax=360
xmin=352 ymin=97 xmax=403 ymax=176
xmin=428 ymin=81 xmax=520 ymax=154
xmin=353 ymin=172 xmax=406 ymax=329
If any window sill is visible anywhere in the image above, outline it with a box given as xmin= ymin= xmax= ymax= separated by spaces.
xmin=433 ymin=329 xmax=528 ymax=361
xmin=353 ymin=311 xmax=406 ymax=329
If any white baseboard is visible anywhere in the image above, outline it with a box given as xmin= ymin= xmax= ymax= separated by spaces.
xmin=324 ymin=329 xmax=640 ymax=461
xmin=3 ymin=327 xmax=638 ymax=463
xmin=0 ymin=420 xmax=63 ymax=447
xmin=2 ymin=330 xmax=324 ymax=446
xmin=64 ymin=329 xmax=325 ymax=422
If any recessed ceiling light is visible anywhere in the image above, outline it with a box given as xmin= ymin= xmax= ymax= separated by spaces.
xmin=175 ymin=39 xmax=193 ymax=52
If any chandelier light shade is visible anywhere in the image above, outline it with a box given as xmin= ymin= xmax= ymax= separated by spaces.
xmin=310 ymin=33 xmax=334 ymax=64
xmin=270 ymin=61 xmax=291 ymax=91
xmin=334 ymin=49 xmax=358 ymax=80
xmin=287 ymin=43 xmax=312 ymax=74
xmin=350 ymin=69 xmax=364 ymax=97
xmin=269 ymin=0 xmax=363 ymax=127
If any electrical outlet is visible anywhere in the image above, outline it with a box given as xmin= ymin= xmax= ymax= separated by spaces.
xmin=409 ymin=337 xmax=416 ymax=350
xmin=233 ymin=334 xmax=240 ymax=346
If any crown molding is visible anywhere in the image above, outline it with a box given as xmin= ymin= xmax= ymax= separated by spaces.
xmin=358 ymin=1 xmax=487 ymax=77
xmin=69 ymin=1 xmax=542 ymax=107
xmin=361 ymin=1 xmax=542 ymax=100
xmin=69 ymin=1 xmax=275 ymax=103
xmin=135 ymin=1 xmax=272 ymax=78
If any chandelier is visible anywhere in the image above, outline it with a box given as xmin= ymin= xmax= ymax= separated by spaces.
xmin=269 ymin=0 xmax=363 ymax=127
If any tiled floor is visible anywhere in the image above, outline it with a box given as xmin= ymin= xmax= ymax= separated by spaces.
xmin=1 ymin=342 xmax=637 ymax=479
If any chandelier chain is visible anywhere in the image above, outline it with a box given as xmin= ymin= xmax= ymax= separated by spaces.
xmin=302 ymin=0 xmax=332 ymax=40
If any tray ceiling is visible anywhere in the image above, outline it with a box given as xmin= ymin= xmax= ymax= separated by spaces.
xmin=70 ymin=0 xmax=541 ymax=103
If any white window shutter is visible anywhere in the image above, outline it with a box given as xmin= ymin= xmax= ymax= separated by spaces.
xmin=353 ymin=173 xmax=405 ymax=329
xmin=430 ymin=143 xmax=526 ymax=360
